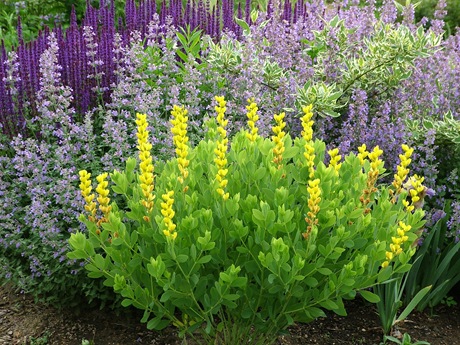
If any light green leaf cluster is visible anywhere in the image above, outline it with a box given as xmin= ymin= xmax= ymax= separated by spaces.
xmin=407 ymin=111 xmax=460 ymax=147
xmin=297 ymin=16 xmax=441 ymax=117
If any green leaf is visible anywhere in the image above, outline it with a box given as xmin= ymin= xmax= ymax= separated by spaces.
xmin=396 ymin=285 xmax=431 ymax=323
xmin=317 ymin=268 xmax=332 ymax=276
xmin=176 ymin=254 xmax=189 ymax=263
xmin=231 ymin=277 xmax=247 ymax=288
xmin=360 ymin=290 xmax=380 ymax=303
xmin=88 ymin=271 xmax=104 ymax=278
xmin=378 ymin=266 xmax=393 ymax=283
xmin=319 ymin=299 xmax=338 ymax=310
xmin=197 ymin=255 xmax=212 ymax=264
xmin=147 ymin=316 xmax=170 ymax=330
xmin=304 ymin=277 xmax=318 ymax=287
xmin=121 ymin=299 xmax=133 ymax=307
xmin=94 ymin=254 xmax=105 ymax=270
xmin=234 ymin=17 xmax=250 ymax=35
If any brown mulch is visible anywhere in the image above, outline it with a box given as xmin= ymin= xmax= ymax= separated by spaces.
xmin=1 ymin=283 xmax=459 ymax=345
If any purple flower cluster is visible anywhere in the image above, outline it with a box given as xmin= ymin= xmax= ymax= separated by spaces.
xmin=447 ymin=201 xmax=460 ymax=243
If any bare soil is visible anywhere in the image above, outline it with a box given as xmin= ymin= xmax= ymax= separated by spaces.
xmin=1 ymin=283 xmax=459 ymax=345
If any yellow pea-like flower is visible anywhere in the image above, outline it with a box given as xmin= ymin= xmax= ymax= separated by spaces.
xmin=246 ymin=98 xmax=259 ymax=142
xmin=303 ymin=178 xmax=321 ymax=240
xmin=272 ymin=112 xmax=286 ymax=169
xmin=214 ymin=96 xmax=230 ymax=201
xmin=327 ymin=147 xmax=342 ymax=175
xmin=171 ymin=105 xmax=190 ymax=184
xmin=161 ymin=191 xmax=177 ymax=240
xmin=300 ymin=105 xmax=316 ymax=179
xmin=136 ymin=113 xmax=155 ymax=212
xmin=96 ymin=172 xmax=111 ymax=220
xmin=382 ymin=221 xmax=412 ymax=268
xmin=78 ymin=170 xmax=97 ymax=222
xmin=357 ymin=144 xmax=369 ymax=165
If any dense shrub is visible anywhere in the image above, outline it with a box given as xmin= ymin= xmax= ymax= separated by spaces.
xmin=69 ymin=100 xmax=426 ymax=343
xmin=0 ymin=0 xmax=458 ymax=310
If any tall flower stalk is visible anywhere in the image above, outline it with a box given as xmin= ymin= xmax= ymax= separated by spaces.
xmin=96 ymin=172 xmax=111 ymax=225
xmin=214 ymin=96 xmax=229 ymax=201
xmin=272 ymin=112 xmax=286 ymax=169
xmin=161 ymin=190 xmax=177 ymax=240
xmin=391 ymin=144 xmax=413 ymax=203
xmin=135 ymin=113 xmax=155 ymax=212
xmin=78 ymin=170 xmax=96 ymax=224
xmin=171 ymin=105 xmax=190 ymax=185
xmin=327 ymin=148 xmax=342 ymax=176
xmin=246 ymin=98 xmax=259 ymax=143
xmin=360 ymin=146 xmax=383 ymax=213
xmin=303 ymin=178 xmax=321 ymax=240
xmin=301 ymin=104 xmax=315 ymax=179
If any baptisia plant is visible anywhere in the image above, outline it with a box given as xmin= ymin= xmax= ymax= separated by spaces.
xmin=68 ymin=97 xmax=426 ymax=344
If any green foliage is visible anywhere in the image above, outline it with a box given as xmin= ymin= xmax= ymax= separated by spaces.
xmin=374 ymin=275 xmax=431 ymax=335
xmin=407 ymin=111 xmax=460 ymax=148
xmin=0 ymin=0 xmax=87 ymax=50
xmin=403 ymin=202 xmax=460 ymax=311
xmin=413 ymin=0 xmax=460 ymax=35
xmin=406 ymin=113 xmax=460 ymax=200
xmin=175 ymin=25 xmax=204 ymax=68
xmin=382 ymin=332 xmax=430 ymax=345
xmin=29 ymin=331 xmax=50 ymax=345
xmin=68 ymin=101 xmax=426 ymax=343
xmin=296 ymin=17 xmax=442 ymax=117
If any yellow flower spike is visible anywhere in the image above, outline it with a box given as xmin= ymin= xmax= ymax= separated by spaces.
xmin=161 ymin=190 xmax=177 ymax=240
xmin=360 ymin=145 xmax=383 ymax=211
xmin=303 ymin=178 xmax=321 ymax=240
xmin=402 ymin=175 xmax=428 ymax=212
xmin=301 ymin=105 xmax=314 ymax=140
xmin=96 ymin=172 xmax=111 ymax=222
xmin=170 ymin=105 xmax=190 ymax=185
xmin=246 ymin=98 xmax=259 ymax=142
xmin=382 ymin=221 xmax=412 ymax=268
xmin=327 ymin=147 xmax=342 ymax=175
xmin=272 ymin=112 xmax=287 ymax=169
xmin=357 ymin=144 xmax=369 ymax=165
xmin=136 ymin=113 xmax=155 ymax=212
xmin=300 ymin=105 xmax=316 ymax=179
xmin=214 ymin=96 xmax=230 ymax=200
xmin=391 ymin=144 xmax=414 ymax=202
xmin=78 ymin=170 xmax=97 ymax=223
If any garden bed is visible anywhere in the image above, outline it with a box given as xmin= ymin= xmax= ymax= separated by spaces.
xmin=1 ymin=283 xmax=459 ymax=345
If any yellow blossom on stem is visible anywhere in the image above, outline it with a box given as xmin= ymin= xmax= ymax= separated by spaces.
xmin=171 ymin=105 xmax=190 ymax=185
xmin=357 ymin=144 xmax=369 ymax=165
xmin=300 ymin=104 xmax=316 ymax=179
xmin=382 ymin=221 xmax=412 ymax=268
xmin=78 ymin=170 xmax=97 ymax=223
xmin=214 ymin=96 xmax=229 ymax=201
xmin=360 ymin=146 xmax=383 ymax=212
xmin=246 ymin=98 xmax=259 ymax=142
xmin=391 ymin=144 xmax=414 ymax=203
xmin=161 ymin=190 xmax=177 ymax=240
xmin=96 ymin=172 xmax=111 ymax=224
xmin=402 ymin=174 xmax=427 ymax=212
xmin=272 ymin=112 xmax=286 ymax=169
xmin=327 ymin=147 xmax=342 ymax=175
xmin=135 ymin=113 xmax=155 ymax=212
xmin=303 ymin=178 xmax=321 ymax=240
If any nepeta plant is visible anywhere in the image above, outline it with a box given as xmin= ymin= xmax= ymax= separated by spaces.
xmin=0 ymin=32 xmax=118 ymax=307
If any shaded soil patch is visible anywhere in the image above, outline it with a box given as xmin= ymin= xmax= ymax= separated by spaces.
xmin=1 ymin=283 xmax=459 ymax=344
